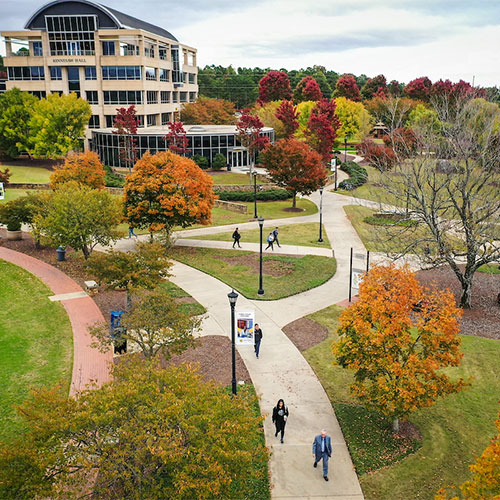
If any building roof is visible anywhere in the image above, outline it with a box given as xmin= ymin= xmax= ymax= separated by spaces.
xmin=24 ymin=0 xmax=178 ymax=41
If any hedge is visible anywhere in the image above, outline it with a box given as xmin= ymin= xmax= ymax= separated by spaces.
xmin=104 ymin=165 xmax=125 ymax=188
xmin=338 ymin=161 xmax=368 ymax=190
xmin=217 ymin=189 xmax=292 ymax=202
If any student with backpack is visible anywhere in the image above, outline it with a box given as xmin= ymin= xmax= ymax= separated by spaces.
xmin=265 ymin=231 xmax=274 ymax=251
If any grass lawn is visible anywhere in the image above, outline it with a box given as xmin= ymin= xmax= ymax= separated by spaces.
xmin=209 ymin=172 xmax=269 ymax=185
xmin=186 ymin=222 xmax=331 ymax=248
xmin=160 ymin=280 xmax=207 ymax=317
xmin=0 ymin=189 xmax=32 ymax=203
xmin=303 ymin=304 xmax=500 ymax=500
xmin=169 ymin=247 xmax=336 ymax=300
xmin=3 ymin=165 xmax=52 ymax=184
xmin=0 ymin=259 xmax=73 ymax=442
xmin=478 ymin=263 xmax=500 ymax=274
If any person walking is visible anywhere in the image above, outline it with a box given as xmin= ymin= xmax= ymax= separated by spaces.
xmin=254 ymin=323 xmax=263 ymax=358
xmin=313 ymin=429 xmax=333 ymax=481
xmin=272 ymin=399 xmax=289 ymax=443
xmin=272 ymin=227 xmax=281 ymax=248
xmin=128 ymin=226 xmax=137 ymax=238
xmin=265 ymin=232 xmax=274 ymax=251
xmin=232 ymin=228 xmax=241 ymax=248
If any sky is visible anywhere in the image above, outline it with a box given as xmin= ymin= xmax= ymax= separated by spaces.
xmin=2 ymin=0 xmax=500 ymax=86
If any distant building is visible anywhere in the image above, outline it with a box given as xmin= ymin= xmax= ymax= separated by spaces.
xmin=1 ymin=0 xmax=198 ymax=131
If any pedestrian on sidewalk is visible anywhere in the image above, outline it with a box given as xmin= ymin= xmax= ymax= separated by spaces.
xmin=254 ymin=323 xmax=263 ymax=358
xmin=272 ymin=227 xmax=281 ymax=248
xmin=128 ymin=226 xmax=137 ymax=238
xmin=265 ymin=232 xmax=274 ymax=251
xmin=232 ymin=228 xmax=241 ymax=248
xmin=272 ymin=399 xmax=289 ymax=443
xmin=313 ymin=429 xmax=332 ymax=481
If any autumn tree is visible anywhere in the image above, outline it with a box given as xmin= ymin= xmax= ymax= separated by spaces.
xmin=275 ymin=99 xmax=299 ymax=139
xmin=435 ymin=407 xmax=500 ymax=500
xmin=164 ymin=121 xmax=189 ymax=155
xmin=180 ymin=96 xmax=236 ymax=124
xmin=0 ymin=359 xmax=268 ymax=500
xmin=293 ymin=76 xmax=322 ymax=103
xmin=258 ymin=70 xmax=292 ymax=104
xmin=0 ymin=168 xmax=11 ymax=183
xmin=333 ymin=265 xmax=468 ymax=432
xmin=236 ymin=109 xmax=270 ymax=174
xmin=335 ymin=97 xmax=374 ymax=141
xmin=382 ymin=127 xmax=419 ymax=158
xmin=333 ymin=74 xmax=361 ymax=102
xmin=388 ymin=80 xmax=403 ymax=97
xmin=50 ymin=151 xmax=106 ymax=189
xmin=406 ymin=103 xmax=441 ymax=132
xmin=0 ymin=88 xmax=37 ymax=158
xmin=254 ymin=100 xmax=286 ymax=139
xmin=404 ymin=76 xmax=433 ymax=101
xmin=357 ymin=138 xmax=397 ymax=171
xmin=91 ymin=287 xmax=199 ymax=359
xmin=295 ymin=100 xmax=317 ymax=138
xmin=27 ymin=93 xmax=91 ymax=158
xmin=86 ymin=241 xmax=172 ymax=309
xmin=113 ymin=105 xmax=138 ymax=172
xmin=261 ymin=138 xmax=326 ymax=208
xmin=361 ymin=74 xmax=388 ymax=100
xmin=33 ymin=182 xmax=122 ymax=259
xmin=305 ymin=98 xmax=341 ymax=163
xmin=124 ymin=151 xmax=215 ymax=235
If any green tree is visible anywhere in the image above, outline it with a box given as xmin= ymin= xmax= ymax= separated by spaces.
xmin=0 ymin=88 xmax=37 ymax=158
xmin=254 ymin=100 xmax=286 ymax=139
xmin=86 ymin=241 xmax=172 ymax=309
xmin=212 ymin=152 xmax=227 ymax=170
xmin=0 ymin=359 xmax=269 ymax=500
xmin=313 ymin=71 xmax=332 ymax=98
xmin=28 ymin=93 xmax=91 ymax=158
xmin=406 ymin=103 xmax=441 ymax=132
xmin=33 ymin=182 xmax=122 ymax=259
xmin=295 ymin=100 xmax=317 ymax=139
xmin=335 ymin=97 xmax=374 ymax=141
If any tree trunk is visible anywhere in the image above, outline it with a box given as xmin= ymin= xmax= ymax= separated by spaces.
xmin=292 ymin=191 xmax=297 ymax=209
xmin=126 ymin=290 xmax=132 ymax=312
xmin=459 ymin=278 xmax=473 ymax=309
xmin=82 ymin=244 xmax=90 ymax=260
xmin=392 ymin=418 xmax=399 ymax=433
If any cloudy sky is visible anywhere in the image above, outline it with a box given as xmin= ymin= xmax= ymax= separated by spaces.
xmin=2 ymin=0 xmax=500 ymax=86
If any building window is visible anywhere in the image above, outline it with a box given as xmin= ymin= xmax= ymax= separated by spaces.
xmin=145 ymin=67 xmax=156 ymax=81
xmin=105 ymin=115 xmax=115 ymax=128
xmin=146 ymin=114 xmax=157 ymax=127
xmin=103 ymin=90 xmax=143 ymax=105
xmin=161 ymin=112 xmax=171 ymax=125
xmin=7 ymin=66 xmax=45 ymax=80
xmin=172 ymin=91 xmax=178 ymax=103
xmin=51 ymin=90 xmax=63 ymax=96
xmin=159 ymin=69 xmax=169 ymax=82
xmin=46 ymin=15 xmax=96 ymax=56
xmin=171 ymin=47 xmax=183 ymax=83
xmin=86 ymin=90 xmax=99 ymax=104
xmin=102 ymin=41 xmax=115 ymax=56
xmin=85 ymin=66 xmax=97 ymax=80
xmin=89 ymin=115 xmax=100 ymax=128
xmin=180 ymin=92 xmax=187 ymax=103
xmin=28 ymin=90 xmax=46 ymax=99
xmin=32 ymin=41 xmax=43 ymax=56
xmin=189 ymin=92 xmax=196 ymax=102
xmin=50 ymin=66 xmax=62 ymax=80
xmin=160 ymin=91 xmax=170 ymax=103
xmin=119 ymin=42 xmax=139 ymax=56
xmin=159 ymin=45 xmax=168 ymax=60
xmin=144 ymin=43 xmax=155 ymax=58
xmin=188 ymin=73 xmax=196 ymax=84
xmin=137 ymin=115 xmax=144 ymax=128
xmin=102 ymin=66 xmax=142 ymax=80
xmin=147 ymin=91 xmax=158 ymax=104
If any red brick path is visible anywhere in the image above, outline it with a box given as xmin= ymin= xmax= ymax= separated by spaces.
xmin=0 ymin=247 xmax=112 ymax=396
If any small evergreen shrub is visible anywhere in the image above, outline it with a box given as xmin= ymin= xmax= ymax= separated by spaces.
xmin=212 ymin=153 xmax=227 ymax=171
xmin=217 ymin=189 xmax=292 ymax=202
xmin=192 ymin=154 xmax=210 ymax=169
xmin=338 ymin=161 xmax=368 ymax=190
xmin=104 ymin=165 xmax=125 ymax=187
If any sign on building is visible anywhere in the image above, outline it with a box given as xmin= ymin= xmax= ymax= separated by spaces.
xmin=236 ymin=310 xmax=255 ymax=346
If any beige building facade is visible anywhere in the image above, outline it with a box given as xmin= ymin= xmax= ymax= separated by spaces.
xmin=1 ymin=0 xmax=198 ymax=132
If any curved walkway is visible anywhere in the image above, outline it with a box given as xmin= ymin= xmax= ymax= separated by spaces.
xmin=0 ymin=247 xmax=112 ymax=396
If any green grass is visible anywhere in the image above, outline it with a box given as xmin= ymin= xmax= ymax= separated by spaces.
xmin=0 ymin=189 xmax=31 ymax=203
xmin=478 ymin=263 xmax=500 ymax=274
xmin=160 ymin=280 xmax=206 ymax=317
xmin=209 ymin=172 xmax=269 ymax=185
xmin=303 ymin=304 xmax=500 ymax=500
xmin=186 ymin=222 xmax=331 ymax=248
xmin=0 ymin=259 xmax=73 ymax=442
xmin=3 ymin=165 xmax=52 ymax=184
xmin=169 ymin=247 xmax=336 ymax=300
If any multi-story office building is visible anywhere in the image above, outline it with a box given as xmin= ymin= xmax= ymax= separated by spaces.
xmin=1 ymin=0 xmax=198 ymax=131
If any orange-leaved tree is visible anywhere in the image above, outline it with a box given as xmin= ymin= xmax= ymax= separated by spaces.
xmin=435 ymin=406 xmax=500 ymax=500
xmin=50 ymin=151 xmax=106 ymax=189
xmin=333 ymin=264 xmax=468 ymax=432
xmin=124 ymin=151 xmax=215 ymax=235
xmin=180 ymin=96 xmax=236 ymax=124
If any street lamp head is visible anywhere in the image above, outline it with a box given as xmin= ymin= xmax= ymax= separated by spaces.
xmin=253 ymin=171 xmax=257 ymax=178
xmin=344 ymin=136 xmax=347 ymax=145
xmin=227 ymin=289 xmax=239 ymax=305
xmin=258 ymin=217 xmax=264 ymax=227
xmin=320 ymin=186 xmax=324 ymax=194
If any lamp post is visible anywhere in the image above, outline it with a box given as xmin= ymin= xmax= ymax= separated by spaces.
xmin=227 ymin=289 xmax=239 ymax=396
xmin=318 ymin=186 xmax=324 ymax=242
xmin=344 ymin=136 xmax=348 ymax=163
xmin=258 ymin=217 xmax=265 ymax=295
xmin=253 ymin=171 xmax=258 ymax=218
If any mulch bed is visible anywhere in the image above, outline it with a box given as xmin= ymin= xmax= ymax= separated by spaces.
xmin=282 ymin=317 xmax=329 ymax=351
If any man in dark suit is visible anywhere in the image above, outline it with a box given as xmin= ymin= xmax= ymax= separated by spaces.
xmin=312 ymin=429 xmax=332 ymax=481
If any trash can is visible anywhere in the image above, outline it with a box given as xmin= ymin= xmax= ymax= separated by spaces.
xmin=56 ymin=246 xmax=66 ymax=261
xmin=110 ymin=310 xmax=123 ymax=329
xmin=110 ymin=311 xmax=126 ymax=354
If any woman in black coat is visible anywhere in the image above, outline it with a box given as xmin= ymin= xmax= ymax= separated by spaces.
xmin=272 ymin=399 xmax=289 ymax=443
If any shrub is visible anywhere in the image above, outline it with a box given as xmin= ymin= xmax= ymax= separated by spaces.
xmin=338 ymin=161 xmax=368 ymax=190
xmin=104 ymin=165 xmax=125 ymax=188
xmin=192 ymin=154 xmax=210 ymax=169
xmin=212 ymin=153 xmax=227 ymax=171
xmin=217 ymin=189 xmax=292 ymax=202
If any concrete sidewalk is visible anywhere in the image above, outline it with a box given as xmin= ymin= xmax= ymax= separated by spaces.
xmin=170 ymin=261 xmax=364 ymax=500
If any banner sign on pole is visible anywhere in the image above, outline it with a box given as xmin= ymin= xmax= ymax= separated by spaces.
xmin=330 ymin=158 xmax=336 ymax=172
xmin=236 ymin=310 xmax=255 ymax=346
xmin=351 ymin=268 xmax=365 ymax=290
xmin=0 ymin=182 xmax=4 ymax=200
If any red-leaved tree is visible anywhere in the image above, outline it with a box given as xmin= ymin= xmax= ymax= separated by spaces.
xmin=236 ymin=109 xmax=270 ymax=174
xmin=164 ymin=121 xmax=189 ymax=156
xmin=361 ymin=74 xmax=388 ymax=100
xmin=357 ymin=138 xmax=397 ymax=171
xmin=293 ymin=76 xmax=322 ymax=103
xmin=275 ymin=100 xmax=299 ymax=139
xmin=382 ymin=127 xmax=419 ymax=158
xmin=404 ymin=77 xmax=433 ymax=101
xmin=258 ymin=71 xmax=292 ymax=104
xmin=334 ymin=74 xmax=361 ymax=102
xmin=305 ymin=98 xmax=341 ymax=163
xmin=113 ymin=105 xmax=138 ymax=172
xmin=261 ymin=138 xmax=326 ymax=208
